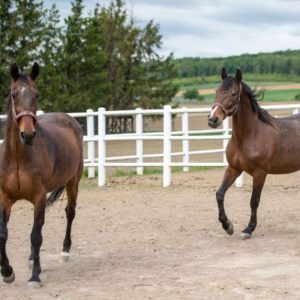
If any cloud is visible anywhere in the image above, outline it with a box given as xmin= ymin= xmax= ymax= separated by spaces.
xmin=44 ymin=0 xmax=300 ymax=58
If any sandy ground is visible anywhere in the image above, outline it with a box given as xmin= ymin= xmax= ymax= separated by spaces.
xmin=1 ymin=169 xmax=300 ymax=299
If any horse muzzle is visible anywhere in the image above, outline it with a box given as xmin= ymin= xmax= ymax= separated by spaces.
xmin=18 ymin=115 xmax=37 ymax=145
xmin=20 ymin=131 xmax=36 ymax=145
xmin=208 ymin=116 xmax=222 ymax=128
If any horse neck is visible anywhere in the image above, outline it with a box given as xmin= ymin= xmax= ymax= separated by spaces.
xmin=231 ymin=92 xmax=259 ymax=142
xmin=3 ymin=106 xmax=24 ymax=159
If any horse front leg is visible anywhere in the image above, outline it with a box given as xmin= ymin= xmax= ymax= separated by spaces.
xmin=28 ymin=193 xmax=46 ymax=288
xmin=241 ymin=170 xmax=267 ymax=239
xmin=0 ymin=200 xmax=14 ymax=284
xmin=216 ymin=167 xmax=242 ymax=235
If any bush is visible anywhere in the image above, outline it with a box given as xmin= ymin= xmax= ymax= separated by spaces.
xmin=294 ymin=94 xmax=300 ymax=101
xmin=183 ymin=89 xmax=204 ymax=101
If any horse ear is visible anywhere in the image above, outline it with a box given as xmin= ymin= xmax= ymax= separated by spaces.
xmin=30 ymin=62 xmax=40 ymax=81
xmin=236 ymin=69 xmax=242 ymax=82
xmin=10 ymin=63 xmax=20 ymax=81
xmin=221 ymin=67 xmax=227 ymax=80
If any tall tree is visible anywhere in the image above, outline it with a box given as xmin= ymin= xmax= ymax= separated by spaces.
xmin=0 ymin=0 xmax=178 ymax=123
xmin=80 ymin=5 xmax=108 ymax=110
xmin=93 ymin=0 xmax=178 ymax=131
xmin=38 ymin=4 xmax=63 ymax=111
xmin=133 ymin=20 xmax=178 ymax=109
xmin=0 ymin=0 xmax=13 ymax=102
xmin=8 ymin=0 xmax=45 ymax=70
xmin=60 ymin=0 xmax=86 ymax=112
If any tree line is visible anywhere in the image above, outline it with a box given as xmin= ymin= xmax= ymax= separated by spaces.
xmin=0 ymin=0 xmax=177 ymax=132
xmin=1 ymin=0 xmax=299 ymax=123
xmin=174 ymin=50 xmax=300 ymax=78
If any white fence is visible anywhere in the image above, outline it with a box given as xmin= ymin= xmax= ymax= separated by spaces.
xmin=1 ymin=104 xmax=300 ymax=187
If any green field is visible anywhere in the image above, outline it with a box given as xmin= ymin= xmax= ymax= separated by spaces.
xmin=174 ymin=81 xmax=300 ymax=104
xmin=262 ymin=89 xmax=300 ymax=102
xmin=173 ymin=73 xmax=300 ymax=88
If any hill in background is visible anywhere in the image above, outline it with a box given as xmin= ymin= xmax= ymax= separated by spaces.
xmin=173 ymin=49 xmax=300 ymax=83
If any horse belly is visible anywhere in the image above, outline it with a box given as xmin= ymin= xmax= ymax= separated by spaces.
xmin=268 ymin=159 xmax=300 ymax=174
xmin=44 ymin=143 xmax=82 ymax=191
xmin=268 ymin=123 xmax=300 ymax=174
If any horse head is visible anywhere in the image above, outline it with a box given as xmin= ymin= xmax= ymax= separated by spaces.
xmin=208 ymin=68 xmax=242 ymax=128
xmin=10 ymin=63 xmax=39 ymax=145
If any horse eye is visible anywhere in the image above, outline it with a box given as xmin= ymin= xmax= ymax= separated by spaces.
xmin=232 ymin=92 xmax=237 ymax=96
xmin=11 ymin=92 xmax=18 ymax=98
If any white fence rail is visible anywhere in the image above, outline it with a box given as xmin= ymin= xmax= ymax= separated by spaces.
xmin=1 ymin=104 xmax=300 ymax=187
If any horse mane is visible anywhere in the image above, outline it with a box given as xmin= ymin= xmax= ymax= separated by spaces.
xmin=241 ymin=82 xmax=274 ymax=127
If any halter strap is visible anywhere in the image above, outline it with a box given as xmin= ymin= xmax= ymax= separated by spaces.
xmin=12 ymin=105 xmax=37 ymax=123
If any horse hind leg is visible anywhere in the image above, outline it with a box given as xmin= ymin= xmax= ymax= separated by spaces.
xmin=60 ymin=177 xmax=79 ymax=263
xmin=0 ymin=203 xmax=15 ymax=284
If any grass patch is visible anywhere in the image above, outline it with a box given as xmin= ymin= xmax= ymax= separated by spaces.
xmin=114 ymin=169 xmax=137 ymax=177
xmin=79 ymin=177 xmax=98 ymax=190
xmin=262 ymin=89 xmax=300 ymax=102
xmin=112 ymin=166 xmax=221 ymax=177
xmin=203 ymin=88 xmax=300 ymax=103
xmin=173 ymin=74 xmax=300 ymax=88
xmin=174 ymin=88 xmax=300 ymax=105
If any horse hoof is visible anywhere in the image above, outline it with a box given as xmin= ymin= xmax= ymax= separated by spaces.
xmin=28 ymin=260 xmax=34 ymax=270
xmin=240 ymin=232 xmax=252 ymax=240
xmin=2 ymin=271 xmax=15 ymax=284
xmin=59 ymin=252 xmax=70 ymax=263
xmin=28 ymin=281 xmax=42 ymax=289
xmin=226 ymin=222 xmax=234 ymax=235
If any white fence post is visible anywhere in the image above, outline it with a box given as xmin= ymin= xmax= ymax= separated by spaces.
xmin=98 ymin=107 xmax=106 ymax=186
xmin=87 ymin=109 xmax=95 ymax=178
xmin=293 ymin=108 xmax=299 ymax=115
xmin=163 ymin=105 xmax=172 ymax=187
xmin=136 ymin=108 xmax=143 ymax=175
xmin=182 ymin=107 xmax=189 ymax=172
xmin=235 ymin=173 xmax=244 ymax=188
xmin=37 ymin=110 xmax=44 ymax=116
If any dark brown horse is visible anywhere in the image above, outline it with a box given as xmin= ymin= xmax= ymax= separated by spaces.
xmin=208 ymin=68 xmax=300 ymax=239
xmin=0 ymin=63 xmax=83 ymax=287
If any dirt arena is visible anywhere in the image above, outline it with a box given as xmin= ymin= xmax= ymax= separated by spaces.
xmin=1 ymin=169 xmax=300 ymax=299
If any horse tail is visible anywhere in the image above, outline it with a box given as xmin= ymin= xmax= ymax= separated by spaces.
xmin=47 ymin=186 xmax=65 ymax=206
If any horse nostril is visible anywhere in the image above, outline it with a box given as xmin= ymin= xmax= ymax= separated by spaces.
xmin=209 ymin=116 xmax=218 ymax=123
xmin=19 ymin=131 xmax=36 ymax=144
xmin=208 ymin=116 xmax=220 ymax=128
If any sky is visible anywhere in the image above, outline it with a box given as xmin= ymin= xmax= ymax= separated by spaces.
xmin=44 ymin=0 xmax=300 ymax=58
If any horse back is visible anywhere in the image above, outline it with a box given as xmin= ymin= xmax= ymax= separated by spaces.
xmin=38 ymin=112 xmax=83 ymax=140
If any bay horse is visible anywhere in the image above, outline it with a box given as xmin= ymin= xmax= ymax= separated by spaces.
xmin=0 ymin=63 xmax=83 ymax=287
xmin=208 ymin=68 xmax=300 ymax=239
